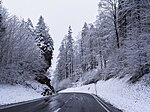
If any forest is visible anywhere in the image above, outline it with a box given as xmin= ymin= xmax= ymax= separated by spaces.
xmin=0 ymin=0 xmax=149 ymax=111
xmin=53 ymin=0 xmax=150 ymax=91
xmin=0 ymin=0 xmax=149 ymax=92
xmin=0 ymin=1 xmax=54 ymax=86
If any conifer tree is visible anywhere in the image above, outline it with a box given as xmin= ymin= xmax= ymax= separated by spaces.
xmin=67 ymin=26 xmax=74 ymax=76
xmin=35 ymin=16 xmax=54 ymax=67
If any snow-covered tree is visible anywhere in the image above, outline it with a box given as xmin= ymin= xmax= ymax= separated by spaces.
xmin=55 ymin=38 xmax=68 ymax=81
xmin=66 ymin=26 xmax=74 ymax=76
xmin=80 ymin=22 xmax=89 ymax=72
xmin=55 ymin=26 xmax=74 ymax=80
xmin=0 ymin=3 xmax=8 ymax=68
xmin=98 ymin=0 xmax=119 ymax=48
xmin=26 ymin=18 xmax=34 ymax=36
xmin=54 ymin=0 xmax=150 ymax=85
xmin=54 ymin=26 xmax=75 ymax=90
xmin=35 ymin=16 xmax=54 ymax=67
xmin=0 ymin=3 xmax=50 ymax=84
xmin=118 ymin=0 xmax=150 ymax=80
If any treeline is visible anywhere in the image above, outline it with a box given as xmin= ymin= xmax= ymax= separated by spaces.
xmin=54 ymin=0 xmax=150 ymax=90
xmin=0 ymin=2 xmax=54 ymax=85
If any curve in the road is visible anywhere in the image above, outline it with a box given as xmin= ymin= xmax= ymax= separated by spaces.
xmin=0 ymin=93 xmax=122 ymax=112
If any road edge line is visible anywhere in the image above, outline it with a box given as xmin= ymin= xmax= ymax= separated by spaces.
xmin=91 ymin=94 xmax=111 ymax=112
xmin=0 ymin=96 xmax=49 ymax=109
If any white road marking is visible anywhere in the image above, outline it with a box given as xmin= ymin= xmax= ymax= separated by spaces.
xmin=91 ymin=95 xmax=111 ymax=112
xmin=54 ymin=108 xmax=61 ymax=112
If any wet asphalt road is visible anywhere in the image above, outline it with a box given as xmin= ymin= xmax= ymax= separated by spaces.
xmin=0 ymin=93 xmax=122 ymax=112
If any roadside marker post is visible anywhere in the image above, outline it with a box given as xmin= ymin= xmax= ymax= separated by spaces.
xmin=94 ymin=80 xmax=98 ymax=96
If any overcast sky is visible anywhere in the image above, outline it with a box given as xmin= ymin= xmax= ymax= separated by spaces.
xmin=3 ymin=0 xmax=99 ymax=69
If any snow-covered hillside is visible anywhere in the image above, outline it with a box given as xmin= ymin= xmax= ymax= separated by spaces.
xmin=0 ymin=85 xmax=42 ymax=105
xmin=60 ymin=78 xmax=150 ymax=112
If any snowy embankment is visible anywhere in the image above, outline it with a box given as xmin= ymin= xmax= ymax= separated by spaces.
xmin=60 ymin=78 xmax=150 ymax=112
xmin=0 ymin=85 xmax=42 ymax=105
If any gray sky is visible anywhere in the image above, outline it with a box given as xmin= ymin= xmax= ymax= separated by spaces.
xmin=3 ymin=0 xmax=99 ymax=69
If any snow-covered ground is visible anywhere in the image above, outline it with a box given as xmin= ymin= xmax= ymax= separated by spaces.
xmin=0 ymin=84 xmax=42 ymax=105
xmin=60 ymin=78 xmax=150 ymax=112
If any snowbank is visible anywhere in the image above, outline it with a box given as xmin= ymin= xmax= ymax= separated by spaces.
xmin=0 ymin=84 xmax=42 ymax=105
xmin=60 ymin=78 xmax=150 ymax=112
